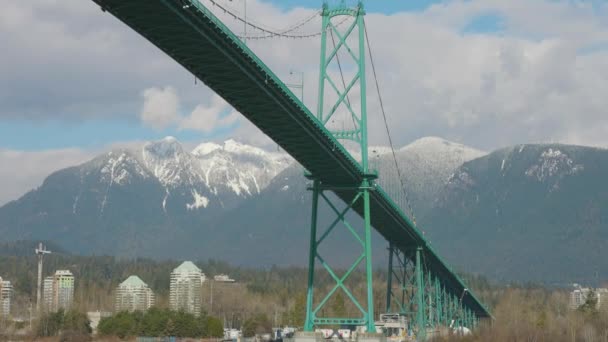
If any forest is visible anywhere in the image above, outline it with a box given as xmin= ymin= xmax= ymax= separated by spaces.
xmin=1 ymin=241 xmax=607 ymax=341
xmin=0 ymin=241 xmax=493 ymax=327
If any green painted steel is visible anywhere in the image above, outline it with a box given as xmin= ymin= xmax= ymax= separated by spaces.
xmin=304 ymin=180 xmax=320 ymax=331
xmin=385 ymin=245 xmax=488 ymax=340
xmin=415 ymin=248 xmax=426 ymax=340
xmin=362 ymin=183 xmax=374 ymax=331
xmin=435 ymin=278 xmax=442 ymax=327
xmin=386 ymin=244 xmax=394 ymax=313
xmin=305 ymin=0 xmax=377 ymax=331
xmin=91 ymin=0 xmax=491 ymax=327
xmin=386 ymin=247 xmax=414 ymax=317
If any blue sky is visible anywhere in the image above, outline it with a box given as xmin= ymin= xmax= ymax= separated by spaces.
xmin=0 ymin=120 xmax=230 ymax=151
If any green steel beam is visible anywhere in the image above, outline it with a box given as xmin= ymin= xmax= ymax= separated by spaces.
xmin=304 ymin=180 xmax=320 ymax=331
xmin=435 ymin=278 xmax=442 ymax=327
xmin=362 ymin=183 xmax=374 ymax=331
xmin=316 ymin=8 xmax=328 ymax=123
xmin=386 ymin=244 xmax=394 ymax=313
xmin=304 ymin=182 xmax=376 ymax=330
xmin=427 ymin=270 xmax=433 ymax=327
xmin=386 ymin=247 xmax=412 ymax=316
xmin=416 ymin=247 xmax=426 ymax=340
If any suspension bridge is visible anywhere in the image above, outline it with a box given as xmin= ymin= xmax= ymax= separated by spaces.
xmin=91 ymin=0 xmax=492 ymax=339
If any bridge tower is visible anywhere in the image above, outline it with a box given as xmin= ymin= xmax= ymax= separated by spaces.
xmin=304 ymin=0 xmax=377 ymax=333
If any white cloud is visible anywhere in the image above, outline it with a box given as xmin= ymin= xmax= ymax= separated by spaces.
xmin=138 ymin=88 xmax=240 ymax=133
xmin=4 ymin=0 xmax=608 ymax=206
xmin=140 ymin=86 xmax=181 ymax=130
xmin=1 ymin=0 xmax=608 ymax=150
xmin=201 ymin=0 xmax=608 ymax=149
xmin=179 ymin=95 xmax=239 ymax=133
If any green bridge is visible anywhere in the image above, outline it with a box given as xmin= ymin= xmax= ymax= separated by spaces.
xmin=92 ymin=0 xmax=492 ymax=338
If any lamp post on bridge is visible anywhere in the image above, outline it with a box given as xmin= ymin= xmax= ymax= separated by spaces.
xmin=285 ymin=70 xmax=304 ymax=103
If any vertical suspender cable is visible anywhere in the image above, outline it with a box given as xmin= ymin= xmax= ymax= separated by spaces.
xmin=363 ymin=18 xmax=417 ymax=226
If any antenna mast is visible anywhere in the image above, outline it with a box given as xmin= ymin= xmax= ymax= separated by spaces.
xmin=35 ymin=242 xmax=51 ymax=313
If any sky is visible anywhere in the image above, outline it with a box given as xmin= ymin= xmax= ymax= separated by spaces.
xmin=0 ymin=0 xmax=607 ymax=204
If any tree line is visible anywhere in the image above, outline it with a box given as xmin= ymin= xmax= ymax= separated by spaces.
xmin=97 ymin=309 xmax=224 ymax=339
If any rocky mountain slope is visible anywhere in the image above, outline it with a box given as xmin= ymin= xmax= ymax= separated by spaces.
xmin=196 ymin=137 xmax=487 ymax=266
xmin=0 ymin=137 xmax=290 ymax=258
xmin=371 ymin=137 xmax=486 ymax=217
xmin=421 ymin=144 xmax=608 ymax=284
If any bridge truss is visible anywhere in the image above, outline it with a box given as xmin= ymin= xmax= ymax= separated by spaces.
xmin=92 ymin=0 xmax=492 ymax=337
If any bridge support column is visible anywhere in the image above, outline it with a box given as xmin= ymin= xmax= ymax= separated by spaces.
xmin=427 ymin=270 xmax=434 ymax=328
xmin=435 ymin=277 xmax=442 ymax=328
xmin=362 ymin=180 xmax=375 ymax=332
xmin=385 ymin=243 xmax=394 ymax=313
xmin=415 ymin=247 xmax=426 ymax=340
xmin=303 ymin=177 xmax=377 ymax=332
xmin=304 ymin=179 xmax=320 ymax=332
xmin=385 ymin=246 xmax=417 ymax=317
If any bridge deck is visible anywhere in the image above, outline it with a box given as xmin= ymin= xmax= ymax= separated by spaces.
xmin=93 ymin=0 xmax=491 ymax=317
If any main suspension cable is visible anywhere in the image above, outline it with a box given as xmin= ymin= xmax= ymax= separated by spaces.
xmin=200 ymin=0 xmax=352 ymax=40
xmin=242 ymin=15 xmax=351 ymax=40
xmin=364 ymin=18 xmax=418 ymax=226
xmin=203 ymin=0 xmax=323 ymax=39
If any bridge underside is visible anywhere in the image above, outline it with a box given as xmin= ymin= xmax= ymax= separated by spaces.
xmin=93 ymin=0 xmax=491 ymax=322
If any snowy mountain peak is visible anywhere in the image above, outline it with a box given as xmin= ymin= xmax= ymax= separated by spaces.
xmin=404 ymin=136 xmax=450 ymax=147
xmin=193 ymin=139 xmax=291 ymax=197
xmin=401 ymin=136 xmax=485 ymax=157
xmin=223 ymin=139 xmax=269 ymax=157
xmin=140 ymin=137 xmax=200 ymax=188
xmin=83 ymin=137 xmax=294 ymax=212
xmin=192 ymin=139 xmax=275 ymax=158
xmin=143 ymin=136 xmax=185 ymax=159
xmin=192 ymin=142 xmax=222 ymax=156
xmin=99 ymin=150 xmax=149 ymax=186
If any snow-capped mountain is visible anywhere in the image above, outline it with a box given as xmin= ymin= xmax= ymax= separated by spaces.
xmin=0 ymin=137 xmax=292 ymax=259
xmin=78 ymin=137 xmax=292 ymax=214
xmin=214 ymin=137 xmax=488 ymax=264
xmin=5 ymin=138 xmax=607 ymax=284
xmin=192 ymin=139 xmax=291 ymax=197
xmin=142 ymin=136 xmax=204 ymax=189
xmin=0 ymin=136 xmax=483 ymax=259
xmin=370 ymin=137 xmax=486 ymax=216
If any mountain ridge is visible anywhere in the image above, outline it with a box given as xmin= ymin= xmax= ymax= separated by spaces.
xmin=421 ymin=143 xmax=608 ymax=284
xmin=2 ymin=137 xmax=605 ymax=284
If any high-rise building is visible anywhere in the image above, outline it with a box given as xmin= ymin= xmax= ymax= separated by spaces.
xmin=43 ymin=270 xmax=74 ymax=312
xmin=43 ymin=276 xmax=54 ymax=311
xmin=115 ymin=276 xmax=155 ymax=312
xmin=170 ymin=261 xmax=204 ymax=316
xmin=0 ymin=277 xmax=13 ymax=317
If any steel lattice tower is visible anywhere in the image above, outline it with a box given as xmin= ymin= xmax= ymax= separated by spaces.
xmin=304 ymin=0 xmax=377 ymax=332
